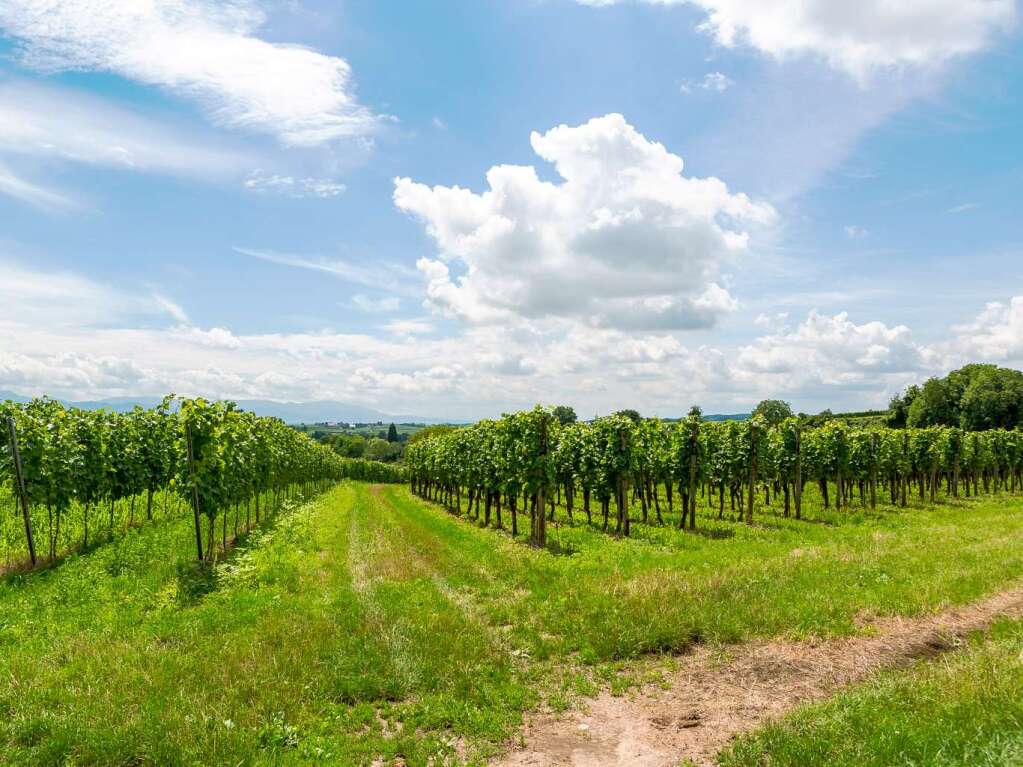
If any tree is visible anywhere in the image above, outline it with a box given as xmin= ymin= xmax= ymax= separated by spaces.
xmin=387 ymin=423 xmax=399 ymax=443
xmin=365 ymin=437 xmax=400 ymax=462
xmin=329 ymin=434 xmax=365 ymax=458
xmin=889 ymin=365 xmax=1023 ymax=430
xmin=960 ymin=367 xmax=1023 ymax=430
xmin=615 ymin=409 xmax=642 ymax=424
xmin=552 ymin=405 xmax=577 ymax=426
xmin=751 ymin=399 xmax=793 ymax=427
xmin=906 ymin=378 xmax=955 ymax=427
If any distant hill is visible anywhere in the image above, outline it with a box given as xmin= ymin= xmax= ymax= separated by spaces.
xmin=0 ymin=391 xmax=447 ymax=425
xmin=702 ymin=413 xmax=750 ymax=422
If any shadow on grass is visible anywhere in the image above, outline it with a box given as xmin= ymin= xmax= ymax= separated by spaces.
xmin=1 ymin=521 xmax=157 ymax=585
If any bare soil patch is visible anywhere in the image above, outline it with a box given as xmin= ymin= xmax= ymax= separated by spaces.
xmin=492 ymin=584 xmax=1023 ymax=767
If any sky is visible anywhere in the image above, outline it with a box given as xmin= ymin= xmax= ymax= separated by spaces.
xmin=0 ymin=0 xmax=1021 ymax=420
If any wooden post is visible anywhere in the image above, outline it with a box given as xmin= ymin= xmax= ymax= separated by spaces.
xmin=618 ymin=427 xmax=629 ymax=537
xmin=184 ymin=424 xmax=204 ymax=562
xmin=869 ymin=433 xmax=878 ymax=510
xmin=793 ymin=427 xmax=802 ymax=523
xmin=687 ymin=421 xmax=698 ymax=530
xmin=6 ymin=417 xmax=37 ymax=567
xmin=533 ymin=415 xmax=548 ymax=548
xmin=746 ymin=426 xmax=757 ymax=526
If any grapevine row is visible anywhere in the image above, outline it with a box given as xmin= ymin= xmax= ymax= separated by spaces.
xmin=405 ymin=407 xmax=1023 ymax=547
xmin=1 ymin=396 xmax=404 ymax=568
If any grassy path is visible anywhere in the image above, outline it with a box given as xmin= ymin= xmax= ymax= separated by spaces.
xmin=0 ymin=483 xmax=1021 ymax=765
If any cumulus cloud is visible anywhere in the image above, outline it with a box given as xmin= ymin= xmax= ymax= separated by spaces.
xmin=348 ymin=365 xmax=466 ymax=395
xmin=5 ymin=257 xmax=1023 ymax=418
xmin=575 ymin=0 xmax=1015 ymax=78
xmin=0 ymin=0 xmax=379 ymax=146
xmin=735 ymin=310 xmax=930 ymax=389
xmin=395 ymin=113 xmax=773 ymax=331
xmin=949 ymin=297 xmax=1023 ymax=363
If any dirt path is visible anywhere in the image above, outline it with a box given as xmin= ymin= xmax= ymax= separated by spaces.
xmin=493 ymin=584 xmax=1023 ymax=767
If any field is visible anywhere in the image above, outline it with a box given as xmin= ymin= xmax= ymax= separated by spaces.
xmin=2 ymin=480 xmax=1022 ymax=765
xmin=294 ymin=423 xmax=429 ymax=439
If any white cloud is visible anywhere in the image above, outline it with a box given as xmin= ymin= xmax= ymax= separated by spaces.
xmin=383 ymin=318 xmax=435 ymax=336
xmin=0 ymin=162 xmax=79 ymax=210
xmin=0 ymin=259 xmax=186 ymax=327
xmin=152 ymin=295 xmax=190 ymax=325
xmin=236 ymin=246 xmax=418 ymax=295
xmin=243 ymin=170 xmax=346 ymax=198
xmin=844 ymin=224 xmax=869 ymax=239
xmin=576 ymin=0 xmax=1016 ymax=78
xmin=0 ymin=80 xmax=250 ymax=178
xmin=949 ymin=297 xmax=1023 ymax=363
xmin=395 ymin=113 xmax=774 ymax=331
xmin=681 ymin=71 xmax=735 ymax=93
xmin=4 ymin=258 xmax=1022 ymax=418
xmin=735 ymin=311 xmax=930 ymax=391
xmin=348 ymin=365 xmax=466 ymax=395
xmin=0 ymin=0 xmax=379 ymax=146
xmin=352 ymin=294 xmax=401 ymax=313
xmin=948 ymin=202 xmax=981 ymax=214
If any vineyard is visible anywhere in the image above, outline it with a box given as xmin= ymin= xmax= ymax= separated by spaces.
xmin=406 ymin=407 xmax=1023 ymax=546
xmin=0 ymin=397 xmax=404 ymax=570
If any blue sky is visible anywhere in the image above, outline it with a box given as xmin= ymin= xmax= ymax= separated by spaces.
xmin=1 ymin=0 xmax=1021 ymax=419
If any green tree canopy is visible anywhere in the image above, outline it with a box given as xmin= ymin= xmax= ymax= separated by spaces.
xmin=552 ymin=405 xmax=577 ymax=426
xmin=751 ymin=399 xmax=793 ymax=426
xmin=890 ymin=364 xmax=1023 ymax=430
xmin=386 ymin=423 xmax=399 ymax=442
xmin=614 ymin=409 xmax=642 ymax=424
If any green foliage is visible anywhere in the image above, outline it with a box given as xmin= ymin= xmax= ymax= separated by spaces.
xmin=614 ymin=408 xmax=642 ymax=424
xmin=551 ymin=405 xmax=578 ymax=425
xmin=892 ymin=364 xmax=1023 ymax=430
xmin=406 ymin=403 xmax=1023 ymax=541
xmin=752 ymin=399 xmax=793 ymax=426
xmin=1 ymin=396 xmax=405 ymax=566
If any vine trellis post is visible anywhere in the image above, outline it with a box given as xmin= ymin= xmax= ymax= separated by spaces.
xmin=6 ymin=416 xmax=37 ymax=567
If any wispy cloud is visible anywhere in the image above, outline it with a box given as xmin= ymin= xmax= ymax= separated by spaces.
xmin=0 ymin=0 xmax=381 ymax=146
xmin=352 ymin=294 xmax=401 ymax=313
xmin=680 ymin=71 xmax=735 ymax=94
xmin=244 ymin=171 xmax=346 ymax=199
xmin=844 ymin=224 xmax=869 ymax=239
xmin=235 ymin=247 xmax=418 ymax=296
xmin=0 ymin=79 xmax=251 ymax=179
xmin=0 ymin=259 xmax=188 ymax=327
xmin=947 ymin=202 xmax=980 ymax=214
xmin=0 ymin=163 xmax=79 ymax=211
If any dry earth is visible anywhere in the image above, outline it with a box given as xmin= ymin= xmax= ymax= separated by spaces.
xmin=492 ymin=584 xmax=1023 ymax=767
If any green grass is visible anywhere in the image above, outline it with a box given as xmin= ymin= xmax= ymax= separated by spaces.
xmin=720 ymin=617 xmax=1023 ymax=767
xmin=0 ymin=483 xmax=1021 ymax=765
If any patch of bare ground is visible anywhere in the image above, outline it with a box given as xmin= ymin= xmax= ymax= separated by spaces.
xmin=492 ymin=584 xmax=1023 ymax=767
